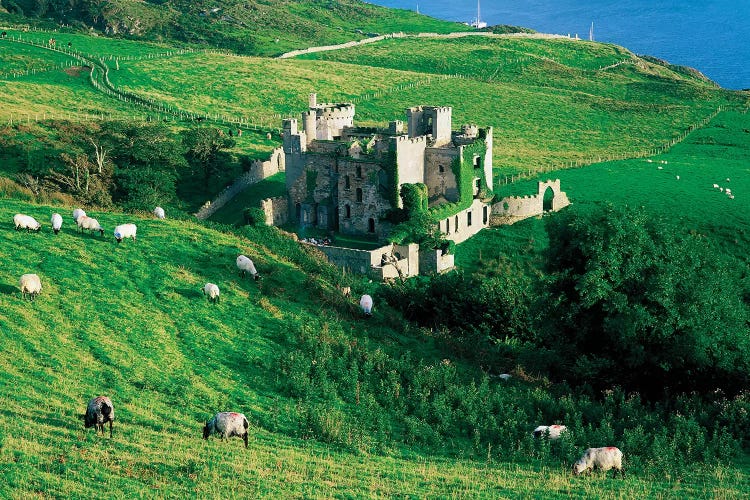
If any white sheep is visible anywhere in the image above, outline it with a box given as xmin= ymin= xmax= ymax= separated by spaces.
xmin=72 ymin=208 xmax=86 ymax=222
xmin=726 ymin=178 xmax=731 ymax=182
xmin=203 ymin=412 xmax=249 ymax=448
xmin=202 ymin=283 xmax=220 ymax=303
xmin=19 ymin=273 xmax=42 ymax=300
xmin=13 ymin=214 xmax=41 ymax=232
xmin=729 ymin=194 xmax=735 ymax=200
xmin=646 ymin=159 xmax=653 ymax=163
xmin=532 ymin=424 xmax=567 ymax=440
xmin=725 ymin=188 xmax=732 ymax=194
xmin=236 ymin=255 xmax=259 ymax=280
xmin=113 ymin=223 xmax=137 ymax=243
xmin=77 ymin=215 xmax=104 ymax=237
xmin=153 ymin=206 xmax=165 ymax=219
xmin=713 ymin=183 xmax=719 ymax=189
xmin=657 ymin=166 xmax=663 ymax=170
xmin=51 ymin=213 xmax=63 ymax=235
xmin=675 ymin=175 xmax=680 ymax=180
xmin=573 ymin=447 xmax=625 ymax=477
xmin=84 ymin=396 xmax=114 ymax=437
xmin=360 ymin=294 xmax=373 ymax=316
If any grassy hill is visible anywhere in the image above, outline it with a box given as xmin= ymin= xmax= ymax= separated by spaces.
xmin=1 ymin=199 xmax=748 ymax=497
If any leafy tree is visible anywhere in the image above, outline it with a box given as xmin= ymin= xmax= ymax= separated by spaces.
xmin=538 ymin=204 xmax=750 ymax=397
xmin=182 ymin=127 xmax=235 ymax=190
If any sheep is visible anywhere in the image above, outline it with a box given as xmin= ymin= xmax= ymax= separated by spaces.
xmin=113 ymin=223 xmax=137 ymax=243
xmin=19 ymin=274 xmax=42 ymax=300
xmin=72 ymin=208 xmax=86 ymax=222
xmin=726 ymin=178 xmax=731 ymax=182
xmin=77 ymin=215 xmax=104 ymax=237
xmin=675 ymin=175 xmax=680 ymax=180
xmin=532 ymin=424 xmax=567 ymax=439
xmin=657 ymin=166 xmax=663 ymax=170
xmin=202 ymin=283 xmax=220 ymax=303
xmin=646 ymin=159 xmax=653 ymax=163
xmin=573 ymin=447 xmax=625 ymax=478
xmin=725 ymin=188 xmax=732 ymax=195
xmin=13 ymin=214 xmax=41 ymax=232
xmin=153 ymin=206 xmax=165 ymax=219
xmin=236 ymin=255 xmax=260 ymax=280
xmin=84 ymin=396 xmax=114 ymax=437
xmin=713 ymin=183 xmax=719 ymax=189
xmin=203 ymin=412 xmax=249 ymax=448
xmin=360 ymin=294 xmax=373 ymax=316
xmin=51 ymin=213 xmax=63 ymax=235
xmin=340 ymin=285 xmax=351 ymax=298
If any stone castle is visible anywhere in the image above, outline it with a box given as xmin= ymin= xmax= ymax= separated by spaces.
xmin=282 ymin=93 xmax=493 ymax=242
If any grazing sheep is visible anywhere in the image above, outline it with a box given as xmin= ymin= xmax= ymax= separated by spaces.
xmin=202 ymin=283 xmax=220 ymax=303
xmin=726 ymin=178 xmax=731 ymax=182
xmin=720 ymin=187 xmax=725 ymax=193
xmin=51 ymin=213 xmax=63 ymax=234
xmin=729 ymin=194 xmax=735 ymax=200
xmin=646 ymin=159 xmax=652 ymax=163
xmin=13 ymin=214 xmax=41 ymax=232
xmin=533 ymin=424 xmax=567 ymax=439
xmin=72 ymin=208 xmax=86 ymax=222
xmin=360 ymin=294 xmax=373 ymax=316
xmin=153 ymin=206 xmax=165 ymax=219
xmin=77 ymin=216 xmax=104 ymax=237
xmin=84 ymin=396 xmax=114 ymax=437
xmin=113 ymin=223 xmax=137 ymax=243
xmin=675 ymin=175 xmax=680 ymax=180
xmin=713 ymin=183 xmax=720 ymax=189
xmin=573 ymin=447 xmax=624 ymax=478
xmin=725 ymin=188 xmax=732 ymax=194
xmin=19 ymin=274 xmax=42 ymax=300
xmin=203 ymin=412 xmax=249 ymax=448
xmin=657 ymin=166 xmax=663 ymax=170
xmin=236 ymin=255 xmax=259 ymax=280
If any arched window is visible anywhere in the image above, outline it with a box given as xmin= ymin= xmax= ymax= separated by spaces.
xmin=368 ymin=218 xmax=375 ymax=233
xmin=345 ymin=175 xmax=350 ymax=190
xmin=356 ymin=188 xmax=363 ymax=202
xmin=295 ymin=203 xmax=301 ymax=221
xmin=439 ymin=164 xmax=445 ymax=173
xmin=454 ymin=215 xmax=459 ymax=231
xmin=446 ymin=218 xmax=450 ymax=233
xmin=345 ymin=204 xmax=351 ymax=219
xmin=357 ymin=165 xmax=363 ymax=178
xmin=483 ymin=206 xmax=488 ymax=224
xmin=467 ymin=211 xmax=472 ymax=226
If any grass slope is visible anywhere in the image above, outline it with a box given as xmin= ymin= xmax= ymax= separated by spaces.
xmin=1 ymin=198 xmax=748 ymax=497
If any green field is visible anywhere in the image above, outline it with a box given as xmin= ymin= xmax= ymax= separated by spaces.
xmin=1 ymin=11 xmax=750 ymax=496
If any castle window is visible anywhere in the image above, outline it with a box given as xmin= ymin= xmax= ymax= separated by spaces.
xmin=368 ymin=218 xmax=375 ymax=233
xmin=345 ymin=204 xmax=351 ymax=219
xmin=483 ymin=206 xmax=488 ymax=224
xmin=357 ymin=165 xmax=363 ymax=178
xmin=356 ymin=188 xmax=363 ymax=203
xmin=295 ymin=203 xmax=301 ymax=221
xmin=454 ymin=215 xmax=459 ymax=231
xmin=467 ymin=211 xmax=472 ymax=227
xmin=473 ymin=156 xmax=480 ymax=168
xmin=345 ymin=175 xmax=350 ymax=190
xmin=439 ymin=164 xmax=445 ymax=173
xmin=446 ymin=218 xmax=450 ymax=233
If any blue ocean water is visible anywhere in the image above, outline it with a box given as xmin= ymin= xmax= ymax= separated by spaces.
xmin=368 ymin=1 xmax=750 ymax=90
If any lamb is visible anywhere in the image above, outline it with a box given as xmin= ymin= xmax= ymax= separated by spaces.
xmin=153 ymin=206 xmax=165 ymax=219
xmin=13 ymin=214 xmax=41 ymax=232
xmin=532 ymin=424 xmax=567 ymax=439
xmin=51 ymin=213 xmax=63 ymax=235
xmin=203 ymin=411 xmax=249 ymax=448
xmin=113 ymin=223 xmax=137 ymax=243
xmin=72 ymin=208 xmax=86 ymax=222
xmin=360 ymin=294 xmax=373 ymax=316
xmin=236 ymin=255 xmax=260 ymax=280
xmin=19 ymin=273 xmax=42 ymax=300
xmin=572 ymin=447 xmax=625 ymax=477
xmin=84 ymin=396 xmax=114 ymax=437
xmin=202 ymin=283 xmax=220 ymax=303
xmin=77 ymin=215 xmax=104 ymax=237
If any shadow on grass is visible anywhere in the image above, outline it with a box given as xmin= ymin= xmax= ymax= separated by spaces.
xmin=0 ymin=284 xmax=19 ymax=296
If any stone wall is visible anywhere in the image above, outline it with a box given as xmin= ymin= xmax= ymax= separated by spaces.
xmin=260 ymin=196 xmax=289 ymax=226
xmin=490 ymin=179 xmax=570 ymax=225
xmin=437 ymin=198 xmax=491 ymax=244
xmin=424 ymin=148 xmax=460 ymax=203
xmin=419 ymin=249 xmax=455 ymax=275
xmin=194 ymin=147 xmax=285 ymax=220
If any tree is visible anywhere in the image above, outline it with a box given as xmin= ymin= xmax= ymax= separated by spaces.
xmin=538 ymin=204 xmax=750 ymax=397
xmin=182 ymin=127 xmax=235 ymax=190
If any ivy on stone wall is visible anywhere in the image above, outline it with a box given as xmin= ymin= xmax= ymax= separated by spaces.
xmin=379 ymin=151 xmax=399 ymax=208
xmin=305 ymin=169 xmax=318 ymax=203
xmin=429 ymin=136 xmax=489 ymax=221
xmin=400 ymin=183 xmax=428 ymax=216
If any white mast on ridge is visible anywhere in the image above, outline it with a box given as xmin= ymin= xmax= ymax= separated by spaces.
xmin=589 ymin=22 xmax=594 ymax=41
xmin=472 ymin=0 xmax=487 ymax=29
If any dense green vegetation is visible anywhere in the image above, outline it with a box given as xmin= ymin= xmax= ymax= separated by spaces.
xmin=1 ymin=6 xmax=750 ymax=495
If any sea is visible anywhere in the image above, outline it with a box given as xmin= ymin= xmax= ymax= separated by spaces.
xmin=367 ymin=0 xmax=750 ymax=90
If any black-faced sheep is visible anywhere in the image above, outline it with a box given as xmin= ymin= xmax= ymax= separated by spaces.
xmin=572 ymin=447 xmax=624 ymax=478
xmin=113 ymin=223 xmax=137 ymax=243
xmin=532 ymin=424 xmax=567 ymax=440
xmin=236 ymin=255 xmax=259 ymax=280
xmin=13 ymin=214 xmax=41 ymax=232
xmin=203 ymin=412 xmax=249 ymax=448
xmin=202 ymin=283 xmax=220 ymax=303
xmin=72 ymin=208 xmax=86 ymax=222
xmin=77 ymin=216 xmax=104 ymax=237
xmin=360 ymin=294 xmax=373 ymax=316
xmin=51 ymin=213 xmax=63 ymax=235
xmin=84 ymin=396 xmax=114 ymax=437
xmin=19 ymin=274 xmax=42 ymax=300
